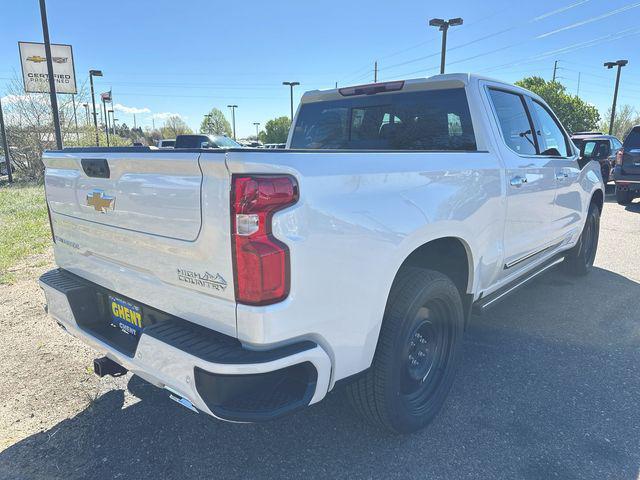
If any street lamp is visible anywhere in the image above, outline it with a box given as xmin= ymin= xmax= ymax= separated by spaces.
xmin=428 ymin=17 xmax=463 ymax=74
xmin=253 ymin=122 xmax=260 ymax=142
xmin=108 ymin=109 xmax=115 ymax=135
xmin=82 ymin=103 xmax=90 ymax=126
xmin=604 ymin=59 xmax=628 ymax=136
xmin=227 ymin=105 xmax=238 ymax=140
xmin=282 ymin=81 xmax=300 ymax=121
xmin=89 ymin=69 xmax=103 ymax=146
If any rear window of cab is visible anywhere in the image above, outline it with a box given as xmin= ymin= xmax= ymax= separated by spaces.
xmin=290 ymin=88 xmax=477 ymax=151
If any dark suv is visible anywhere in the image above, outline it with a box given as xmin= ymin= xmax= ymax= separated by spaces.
xmin=613 ymin=125 xmax=640 ymax=205
xmin=571 ymin=132 xmax=622 ymax=184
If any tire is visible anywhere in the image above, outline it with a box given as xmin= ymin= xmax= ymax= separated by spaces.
xmin=346 ymin=268 xmax=464 ymax=433
xmin=561 ymin=202 xmax=600 ymax=276
xmin=616 ymin=187 xmax=633 ymax=206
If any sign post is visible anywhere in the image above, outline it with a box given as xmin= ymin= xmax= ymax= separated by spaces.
xmin=39 ymin=0 xmax=63 ymax=150
xmin=0 ymin=97 xmax=13 ymax=183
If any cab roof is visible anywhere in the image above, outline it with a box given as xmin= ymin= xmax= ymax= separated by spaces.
xmin=300 ymin=73 xmax=519 ymax=104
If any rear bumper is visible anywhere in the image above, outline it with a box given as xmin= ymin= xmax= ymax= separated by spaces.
xmin=39 ymin=269 xmax=331 ymax=422
xmin=613 ymin=168 xmax=640 ymax=191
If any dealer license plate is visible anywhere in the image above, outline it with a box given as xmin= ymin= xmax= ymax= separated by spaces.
xmin=109 ymin=295 xmax=143 ymax=336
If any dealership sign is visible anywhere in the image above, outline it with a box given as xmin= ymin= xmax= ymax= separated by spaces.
xmin=18 ymin=41 xmax=77 ymax=94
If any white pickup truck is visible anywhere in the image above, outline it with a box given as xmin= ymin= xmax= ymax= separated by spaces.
xmin=40 ymin=73 xmax=603 ymax=433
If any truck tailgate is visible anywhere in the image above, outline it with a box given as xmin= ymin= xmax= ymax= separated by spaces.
xmin=43 ymin=149 xmax=237 ymax=336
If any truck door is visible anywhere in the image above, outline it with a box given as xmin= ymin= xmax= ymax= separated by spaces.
xmin=485 ymin=87 xmax=559 ymax=278
xmin=527 ymin=98 xmax=584 ymax=244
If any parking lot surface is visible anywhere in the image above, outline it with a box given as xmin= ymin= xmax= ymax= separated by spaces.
xmin=1 ymin=187 xmax=639 ymax=480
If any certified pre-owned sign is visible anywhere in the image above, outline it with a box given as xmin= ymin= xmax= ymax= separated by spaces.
xmin=18 ymin=41 xmax=77 ymax=94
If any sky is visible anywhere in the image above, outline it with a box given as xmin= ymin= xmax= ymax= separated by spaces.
xmin=1 ymin=0 xmax=640 ymax=138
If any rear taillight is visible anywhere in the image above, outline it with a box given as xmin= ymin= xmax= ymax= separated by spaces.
xmin=616 ymin=148 xmax=624 ymax=166
xmin=231 ymin=175 xmax=298 ymax=305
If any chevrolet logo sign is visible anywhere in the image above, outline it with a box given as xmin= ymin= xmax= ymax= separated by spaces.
xmin=86 ymin=190 xmax=115 ymax=213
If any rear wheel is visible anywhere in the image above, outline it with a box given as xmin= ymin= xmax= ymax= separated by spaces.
xmin=346 ymin=268 xmax=464 ymax=433
xmin=562 ymin=202 xmax=600 ymax=276
xmin=616 ymin=187 xmax=633 ymax=206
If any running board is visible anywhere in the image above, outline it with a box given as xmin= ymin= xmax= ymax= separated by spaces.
xmin=473 ymin=255 xmax=565 ymax=315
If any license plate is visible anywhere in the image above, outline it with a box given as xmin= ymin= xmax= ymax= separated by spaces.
xmin=109 ymin=295 xmax=143 ymax=336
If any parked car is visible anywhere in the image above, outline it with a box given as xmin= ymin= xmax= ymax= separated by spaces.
xmin=40 ymin=74 xmax=603 ymax=433
xmin=613 ymin=125 xmax=640 ymax=205
xmin=571 ymin=133 xmax=622 ymax=183
xmin=174 ymin=134 xmax=241 ymax=149
xmin=157 ymin=139 xmax=176 ymax=148
xmin=263 ymin=143 xmax=286 ymax=149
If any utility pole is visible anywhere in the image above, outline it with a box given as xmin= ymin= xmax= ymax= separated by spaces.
xmin=0 ymin=97 xmax=13 ymax=183
xmin=552 ymin=60 xmax=558 ymax=82
xmin=71 ymin=94 xmax=80 ymax=142
xmin=604 ymin=59 xmax=629 ymax=136
xmin=89 ymin=69 xmax=102 ymax=146
xmin=429 ymin=17 xmax=463 ymax=75
xmin=253 ymin=122 xmax=260 ymax=142
xmin=133 ymin=113 xmax=137 ymax=129
xmin=227 ymin=105 xmax=237 ymax=140
xmin=102 ymin=95 xmax=110 ymax=146
xmin=282 ymin=81 xmax=300 ymax=121
xmin=374 ymin=61 xmax=378 ymax=83
xmin=39 ymin=0 xmax=62 ymax=150
xmin=576 ymin=72 xmax=581 ymax=96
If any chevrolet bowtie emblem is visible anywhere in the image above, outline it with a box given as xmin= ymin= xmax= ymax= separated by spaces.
xmin=86 ymin=190 xmax=115 ymax=213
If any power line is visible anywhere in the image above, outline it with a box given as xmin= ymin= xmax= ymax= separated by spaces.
xmin=536 ymin=1 xmax=640 ymax=38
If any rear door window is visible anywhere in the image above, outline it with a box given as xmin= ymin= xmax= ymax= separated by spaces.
xmin=290 ymin=88 xmax=477 ymax=151
xmin=488 ymin=89 xmax=537 ymax=155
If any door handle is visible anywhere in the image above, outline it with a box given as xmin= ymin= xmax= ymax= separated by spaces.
xmin=510 ymin=175 xmax=527 ymax=187
xmin=555 ymin=171 xmax=569 ymax=181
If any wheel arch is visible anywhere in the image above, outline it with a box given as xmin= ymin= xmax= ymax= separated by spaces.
xmin=385 ymin=236 xmax=475 ymax=329
xmin=591 ymin=188 xmax=604 ymax=212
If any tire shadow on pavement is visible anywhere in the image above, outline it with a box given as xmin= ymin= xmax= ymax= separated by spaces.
xmin=1 ymin=267 xmax=639 ymax=480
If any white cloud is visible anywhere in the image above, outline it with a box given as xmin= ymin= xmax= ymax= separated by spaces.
xmin=113 ymin=103 xmax=151 ymax=115
xmin=151 ymin=111 xmax=185 ymax=120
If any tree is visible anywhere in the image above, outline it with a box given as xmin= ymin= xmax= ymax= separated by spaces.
xmin=200 ymin=108 xmax=232 ymax=136
xmin=515 ymin=76 xmax=600 ymax=134
xmin=161 ymin=115 xmax=192 ymax=138
xmin=258 ymin=116 xmax=291 ymax=144
xmin=599 ymin=104 xmax=640 ymax=140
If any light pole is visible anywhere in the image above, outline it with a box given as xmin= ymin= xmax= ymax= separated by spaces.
xmin=604 ymin=59 xmax=628 ymax=136
xmin=39 ymin=0 xmax=62 ymax=150
xmin=253 ymin=122 xmax=260 ymax=142
xmin=227 ymin=105 xmax=237 ymax=140
xmin=108 ymin=109 xmax=115 ymax=135
xmin=282 ymin=81 xmax=300 ymax=121
xmin=428 ymin=17 xmax=463 ymax=75
xmin=102 ymin=94 xmax=110 ymax=146
xmin=89 ymin=69 xmax=102 ymax=146
xmin=82 ymin=103 xmax=90 ymax=126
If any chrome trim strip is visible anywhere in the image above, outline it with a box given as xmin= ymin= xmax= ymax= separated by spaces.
xmin=504 ymin=241 xmax=561 ymax=269
xmin=616 ymin=179 xmax=640 ymax=184
xmin=482 ymin=256 xmax=565 ymax=311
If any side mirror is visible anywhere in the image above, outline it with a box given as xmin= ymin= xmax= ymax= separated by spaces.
xmin=201 ymin=141 xmax=210 ymax=148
